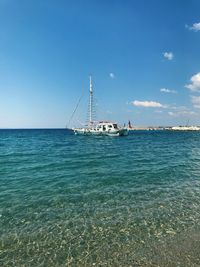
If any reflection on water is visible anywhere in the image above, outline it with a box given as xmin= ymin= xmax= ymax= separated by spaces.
xmin=0 ymin=129 xmax=200 ymax=266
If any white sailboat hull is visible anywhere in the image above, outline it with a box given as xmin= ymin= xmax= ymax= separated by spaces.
xmin=74 ymin=127 xmax=128 ymax=136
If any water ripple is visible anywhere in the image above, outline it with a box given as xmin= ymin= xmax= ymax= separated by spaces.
xmin=0 ymin=129 xmax=200 ymax=266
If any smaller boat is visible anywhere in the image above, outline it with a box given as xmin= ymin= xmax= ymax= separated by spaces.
xmin=73 ymin=77 xmax=128 ymax=136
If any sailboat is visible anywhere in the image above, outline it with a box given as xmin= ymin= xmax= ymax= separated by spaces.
xmin=73 ymin=77 xmax=128 ymax=136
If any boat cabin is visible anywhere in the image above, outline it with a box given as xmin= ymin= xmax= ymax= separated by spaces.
xmin=96 ymin=122 xmax=118 ymax=132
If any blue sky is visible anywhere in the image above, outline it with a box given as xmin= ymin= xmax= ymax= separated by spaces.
xmin=1 ymin=0 xmax=200 ymax=128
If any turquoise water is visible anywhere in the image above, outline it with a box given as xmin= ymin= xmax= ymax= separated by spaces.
xmin=0 ymin=129 xmax=200 ymax=266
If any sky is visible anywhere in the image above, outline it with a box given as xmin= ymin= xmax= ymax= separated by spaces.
xmin=1 ymin=0 xmax=200 ymax=128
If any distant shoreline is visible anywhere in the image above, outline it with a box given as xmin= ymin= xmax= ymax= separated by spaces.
xmin=0 ymin=128 xmax=68 ymax=130
xmin=1 ymin=127 xmax=200 ymax=131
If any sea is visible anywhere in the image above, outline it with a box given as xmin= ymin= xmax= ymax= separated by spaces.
xmin=0 ymin=129 xmax=200 ymax=267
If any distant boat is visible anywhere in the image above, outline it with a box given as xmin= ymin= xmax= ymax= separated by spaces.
xmin=73 ymin=77 xmax=128 ymax=136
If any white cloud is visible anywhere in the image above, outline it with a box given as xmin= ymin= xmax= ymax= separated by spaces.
xmin=185 ymin=72 xmax=200 ymax=92
xmin=191 ymin=95 xmax=200 ymax=108
xmin=132 ymin=100 xmax=164 ymax=108
xmin=163 ymin=52 xmax=174 ymax=60
xmin=168 ymin=110 xmax=196 ymax=117
xmin=168 ymin=105 xmax=196 ymax=116
xmin=186 ymin=22 xmax=200 ymax=32
xmin=109 ymin=73 xmax=115 ymax=79
xmin=170 ymin=105 xmax=188 ymax=111
xmin=160 ymin=88 xmax=177 ymax=94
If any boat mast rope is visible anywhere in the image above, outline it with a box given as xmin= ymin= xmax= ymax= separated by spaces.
xmin=66 ymin=92 xmax=85 ymax=128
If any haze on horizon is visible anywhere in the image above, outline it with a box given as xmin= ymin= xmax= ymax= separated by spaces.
xmin=1 ymin=0 xmax=200 ymax=128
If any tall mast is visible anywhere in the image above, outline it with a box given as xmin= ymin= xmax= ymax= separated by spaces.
xmin=89 ymin=76 xmax=93 ymax=126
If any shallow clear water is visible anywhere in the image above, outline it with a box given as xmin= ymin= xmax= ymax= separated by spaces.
xmin=0 ymin=129 xmax=200 ymax=266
